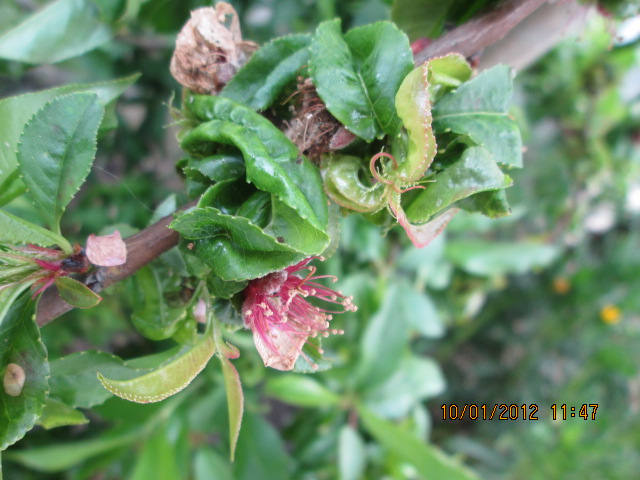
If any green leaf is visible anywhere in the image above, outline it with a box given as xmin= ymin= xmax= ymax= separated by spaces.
xmin=445 ymin=240 xmax=560 ymax=276
xmin=321 ymin=155 xmax=385 ymax=213
xmin=172 ymin=207 xmax=304 ymax=282
xmin=356 ymin=283 xmax=410 ymax=389
xmin=17 ymin=93 xmax=104 ymax=233
xmin=265 ymin=375 xmax=341 ymax=407
xmin=131 ymin=266 xmax=190 ymax=341
xmin=3 ymin=424 xmax=142 ymax=472
xmin=309 ymin=19 xmax=413 ymax=140
xmin=456 ymin=188 xmax=512 ymax=218
xmin=363 ymin=356 xmax=445 ymax=419
xmin=49 ymin=350 xmax=142 ymax=409
xmin=338 ymin=426 xmax=366 ymax=480
xmin=130 ymin=423 xmax=181 ymax=480
xmin=405 ymin=146 xmax=512 ymax=223
xmin=0 ymin=283 xmax=31 ymax=330
xmin=0 ymin=292 xmax=49 ymax=450
xmin=0 ymin=74 xmax=138 ymax=207
xmin=0 ymin=0 xmax=113 ymax=64
xmin=402 ymin=289 xmax=444 ymax=338
xmin=358 ymin=405 xmax=480 ymax=480
xmin=344 ymin=22 xmax=414 ymax=136
xmin=37 ymin=397 xmax=88 ymax=430
xmin=54 ymin=276 xmax=101 ymax=309
xmin=194 ymin=447 xmax=233 ymax=480
xmin=97 ymin=336 xmax=215 ymax=403
xmin=233 ymin=412 xmax=292 ymax=480
xmin=0 ymin=209 xmax=72 ymax=253
xmin=222 ymin=34 xmax=312 ymax=110
xmin=433 ymin=65 xmax=523 ymax=168
xmin=393 ymin=54 xmax=471 ymax=183
xmin=211 ymin=312 xmax=244 ymax=462
xmin=184 ymin=95 xmax=328 ymax=232
xmin=219 ymin=354 xmax=243 ymax=461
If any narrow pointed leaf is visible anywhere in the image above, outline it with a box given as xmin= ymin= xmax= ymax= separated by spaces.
xmin=54 ymin=276 xmax=101 ymax=309
xmin=97 ymin=336 xmax=215 ymax=403
xmin=0 ymin=209 xmax=72 ymax=253
xmin=17 ymin=93 xmax=104 ymax=232
xmin=0 ymin=292 xmax=49 ymax=450
xmin=219 ymin=355 xmax=243 ymax=461
xmin=222 ymin=34 xmax=312 ymax=110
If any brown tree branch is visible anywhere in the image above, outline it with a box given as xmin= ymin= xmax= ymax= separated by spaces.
xmin=414 ymin=0 xmax=549 ymax=65
xmin=35 ymin=0 xmax=553 ymax=327
xmin=36 ymin=200 xmax=197 ymax=327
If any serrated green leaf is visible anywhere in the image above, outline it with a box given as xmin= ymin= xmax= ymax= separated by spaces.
xmin=433 ymin=65 xmax=523 ymax=168
xmin=17 ymin=93 xmax=104 ymax=233
xmin=54 ymin=276 xmax=101 ymax=309
xmin=219 ymin=355 xmax=243 ymax=461
xmin=0 ymin=209 xmax=72 ymax=253
xmin=344 ymin=22 xmax=414 ymax=136
xmin=265 ymin=375 xmax=340 ymax=407
xmin=358 ymin=405 xmax=480 ymax=480
xmin=456 ymin=188 xmax=512 ymax=218
xmin=405 ymin=146 xmax=512 ymax=223
xmin=309 ymin=19 xmax=413 ymax=141
xmin=172 ymin=207 xmax=303 ymax=282
xmin=0 ymin=292 xmax=49 ymax=450
xmin=0 ymin=0 xmax=113 ymax=64
xmin=222 ymin=34 xmax=312 ymax=110
xmin=185 ymin=155 xmax=245 ymax=184
xmin=184 ymin=95 xmax=328 ymax=232
xmin=97 ymin=336 xmax=215 ymax=403
xmin=37 ymin=397 xmax=88 ymax=430
xmin=0 ymin=74 xmax=139 ymax=207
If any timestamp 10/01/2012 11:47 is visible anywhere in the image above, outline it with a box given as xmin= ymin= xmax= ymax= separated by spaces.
xmin=441 ymin=404 xmax=599 ymax=421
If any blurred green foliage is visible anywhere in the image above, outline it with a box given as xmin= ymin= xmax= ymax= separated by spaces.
xmin=1 ymin=1 xmax=639 ymax=479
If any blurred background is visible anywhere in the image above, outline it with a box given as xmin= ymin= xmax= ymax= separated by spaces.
xmin=1 ymin=0 xmax=639 ymax=478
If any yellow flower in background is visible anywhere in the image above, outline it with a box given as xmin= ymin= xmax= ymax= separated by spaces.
xmin=600 ymin=305 xmax=622 ymax=324
xmin=553 ymin=276 xmax=571 ymax=295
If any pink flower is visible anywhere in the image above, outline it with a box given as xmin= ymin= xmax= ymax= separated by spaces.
xmin=241 ymin=257 xmax=356 ymax=371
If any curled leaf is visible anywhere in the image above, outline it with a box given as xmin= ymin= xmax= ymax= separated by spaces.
xmin=86 ymin=230 xmax=127 ymax=267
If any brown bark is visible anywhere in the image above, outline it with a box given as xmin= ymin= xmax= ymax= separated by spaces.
xmin=36 ymin=201 xmax=197 ymax=326
xmin=414 ymin=0 xmax=549 ymax=65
